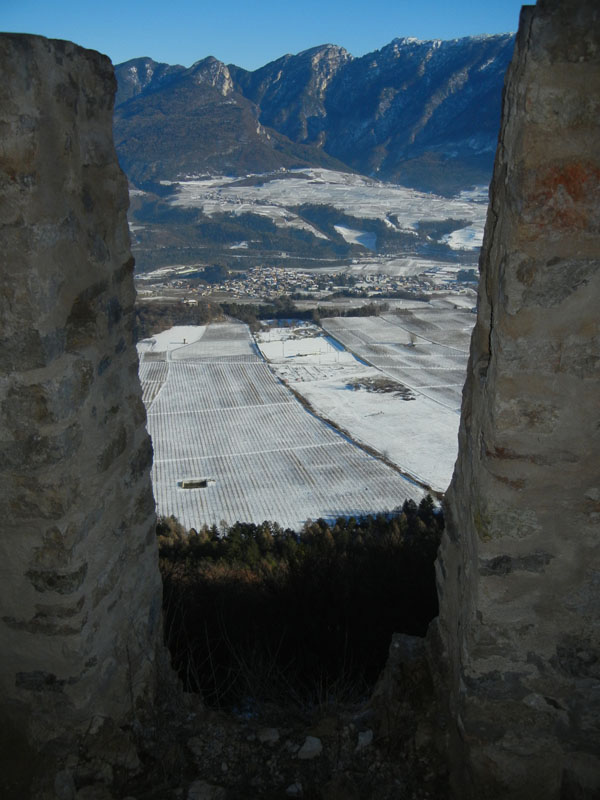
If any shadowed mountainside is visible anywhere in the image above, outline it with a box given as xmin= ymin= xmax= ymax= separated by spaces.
xmin=114 ymin=34 xmax=515 ymax=195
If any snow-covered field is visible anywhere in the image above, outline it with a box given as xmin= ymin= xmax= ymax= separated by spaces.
xmin=263 ymin=308 xmax=475 ymax=492
xmin=169 ymin=168 xmax=487 ymax=252
xmin=139 ymin=322 xmax=422 ymax=531
xmin=322 ymin=312 xmax=472 ymax=409
xmin=138 ymin=325 xmax=206 ymax=353
xmin=255 ymin=325 xmax=357 ymax=365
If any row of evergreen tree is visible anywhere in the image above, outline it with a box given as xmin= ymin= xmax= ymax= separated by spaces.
xmin=159 ymin=497 xmax=442 ymax=709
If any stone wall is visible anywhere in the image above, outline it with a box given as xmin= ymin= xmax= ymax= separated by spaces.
xmin=435 ymin=1 xmax=600 ymax=797
xmin=0 ymin=34 xmax=162 ymax=755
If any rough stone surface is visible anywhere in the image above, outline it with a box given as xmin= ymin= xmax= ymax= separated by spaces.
xmin=0 ymin=31 xmax=162 ymax=767
xmin=434 ymin=1 xmax=600 ymax=797
xmin=178 ymin=701 xmax=445 ymax=800
xmin=297 ymin=735 xmax=323 ymax=760
xmin=187 ymin=780 xmax=227 ymax=800
xmin=257 ymin=727 xmax=280 ymax=744
xmin=355 ymin=729 xmax=373 ymax=752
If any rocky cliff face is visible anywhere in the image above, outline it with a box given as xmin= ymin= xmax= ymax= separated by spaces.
xmin=435 ymin=0 xmax=600 ymax=796
xmin=230 ymin=44 xmax=352 ymax=144
xmin=113 ymin=54 xmax=346 ymax=187
xmin=0 ymin=33 xmax=163 ymax=773
xmin=315 ymin=34 xmax=515 ymax=191
xmin=114 ymin=56 xmax=186 ymax=106
xmin=114 ymin=34 xmax=515 ymax=195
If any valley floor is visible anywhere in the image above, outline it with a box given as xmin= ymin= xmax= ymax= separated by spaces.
xmin=138 ymin=300 xmax=473 ymax=528
xmin=138 ymin=321 xmax=422 ymax=530
xmin=261 ymin=302 xmax=473 ymax=493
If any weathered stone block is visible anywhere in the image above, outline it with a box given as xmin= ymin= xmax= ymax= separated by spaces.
xmin=0 ymin=33 xmax=163 ymax=759
xmin=435 ymin=1 xmax=600 ymax=797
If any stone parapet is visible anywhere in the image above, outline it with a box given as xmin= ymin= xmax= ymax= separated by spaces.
xmin=0 ymin=34 xmax=162 ymax=753
xmin=436 ymin=1 xmax=600 ymax=796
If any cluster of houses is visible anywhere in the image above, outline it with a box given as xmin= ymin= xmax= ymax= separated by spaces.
xmin=136 ymin=263 xmax=477 ymax=304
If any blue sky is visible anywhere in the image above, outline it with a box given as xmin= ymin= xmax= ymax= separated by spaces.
xmin=3 ymin=0 xmax=525 ymax=70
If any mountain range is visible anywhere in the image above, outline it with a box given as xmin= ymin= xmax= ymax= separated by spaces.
xmin=114 ymin=34 xmax=515 ymax=196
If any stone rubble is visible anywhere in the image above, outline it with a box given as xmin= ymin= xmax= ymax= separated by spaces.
xmin=297 ymin=736 xmax=323 ymax=760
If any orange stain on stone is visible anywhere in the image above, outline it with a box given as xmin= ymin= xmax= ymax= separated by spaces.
xmin=545 ymin=163 xmax=598 ymax=202
xmin=529 ymin=161 xmax=600 ymax=230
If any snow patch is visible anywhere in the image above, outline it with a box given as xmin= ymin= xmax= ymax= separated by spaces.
xmin=442 ymin=224 xmax=484 ymax=251
xmin=334 ymin=225 xmax=376 ymax=250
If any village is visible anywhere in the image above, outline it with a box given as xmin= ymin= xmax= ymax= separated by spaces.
xmin=135 ymin=262 xmax=478 ymax=306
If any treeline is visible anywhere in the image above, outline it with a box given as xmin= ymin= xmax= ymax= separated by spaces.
xmin=159 ymin=496 xmax=442 ymax=709
xmin=328 ymin=288 xmax=429 ymax=301
xmin=134 ymin=299 xmax=222 ymax=340
xmin=136 ymin=295 xmax=391 ymax=343
xmin=294 ymin=203 xmax=428 ymax=256
xmin=189 ymin=210 xmax=353 ymax=259
xmin=221 ymin=298 xmax=390 ymax=329
xmin=316 ymin=301 xmax=390 ymax=320
xmin=221 ymin=298 xmax=315 ymax=328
